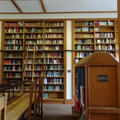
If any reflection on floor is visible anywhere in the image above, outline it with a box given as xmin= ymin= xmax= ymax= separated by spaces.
xmin=43 ymin=104 xmax=74 ymax=120
xmin=20 ymin=104 xmax=76 ymax=120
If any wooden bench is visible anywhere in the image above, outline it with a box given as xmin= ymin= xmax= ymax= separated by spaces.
xmin=6 ymin=93 xmax=29 ymax=120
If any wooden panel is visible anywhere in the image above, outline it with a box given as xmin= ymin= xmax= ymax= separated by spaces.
xmin=90 ymin=114 xmax=118 ymax=120
xmin=89 ymin=66 xmax=118 ymax=107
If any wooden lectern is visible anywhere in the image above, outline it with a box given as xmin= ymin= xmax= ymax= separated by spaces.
xmin=75 ymin=52 xmax=120 ymax=120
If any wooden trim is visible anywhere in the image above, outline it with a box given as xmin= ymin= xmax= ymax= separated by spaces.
xmin=1 ymin=21 xmax=5 ymax=83
xmin=40 ymin=0 xmax=46 ymax=13
xmin=89 ymin=107 xmax=120 ymax=114
xmin=0 ymin=11 xmax=118 ymax=14
xmin=65 ymin=100 xmax=73 ymax=104
xmin=10 ymin=0 xmax=23 ymax=13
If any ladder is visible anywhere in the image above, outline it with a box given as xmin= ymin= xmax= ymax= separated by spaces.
xmin=27 ymin=43 xmax=43 ymax=120
xmin=22 ymin=43 xmax=30 ymax=91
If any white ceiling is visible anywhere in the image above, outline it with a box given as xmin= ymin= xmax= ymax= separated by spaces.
xmin=0 ymin=0 xmax=117 ymax=13
xmin=44 ymin=0 xmax=117 ymax=12
xmin=0 ymin=1 xmax=18 ymax=12
xmin=15 ymin=0 xmax=43 ymax=12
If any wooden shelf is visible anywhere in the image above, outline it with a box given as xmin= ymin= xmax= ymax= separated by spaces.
xmin=2 ymin=20 xmax=66 ymax=103
xmin=73 ymin=20 xmax=117 ymax=64
xmin=44 ymin=83 xmax=64 ymax=85
xmin=75 ymin=31 xmax=94 ymax=33
xmin=44 ymin=90 xmax=64 ymax=93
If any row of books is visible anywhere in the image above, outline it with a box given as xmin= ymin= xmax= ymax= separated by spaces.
xmin=44 ymin=58 xmax=63 ymax=64
xmin=45 ymin=46 xmax=63 ymax=50
xmin=75 ymin=21 xmax=93 ymax=26
xmin=44 ymin=78 xmax=63 ymax=84
xmin=25 ymin=28 xmax=43 ymax=32
xmin=45 ymin=34 xmax=64 ymax=38
xmin=75 ymin=39 xmax=93 ymax=44
xmin=96 ymin=39 xmax=115 ymax=43
xmin=75 ymin=27 xmax=94 ymax=32
xmin=75 ymin=52 xmax=92 ymax=59
xmin=4 ymin=53 xmax=22 ymax=58
xmin=4 ymin=60 xmax=22 ymax=65
xmin=75 ymin=34 xmax=94 ymax=38
xmin=95 ymin=21 xmax=114 ymax=26
xmin=25 ymin=72 xmax=43 ymax=77
xmin=25 ymin=34 xmax=43 ymax=39
xmin=95 ymin=33 xmax=114 ymax=38
xmin=24 ymin=22 xmax=64 ymax=27
xmin=45 ymin=22 xmax=64 ymax=27
xmin=75 ymin=45 xmax=94 ymax=50
xmin=5 ymin=34 xmax=23 ymax=39
xmin=45 ymin=40 xmax=63 ymax=44
xmin=25 ymin=40 xmax=40 ymax=45
xmin=44 ymin=65 xmax=63 ymax=70
xmin=44 ymin=85 xmax=64 ymax=91
xmin=4 ymin=66 xmax=22 ymax=71
xmin=5 ymin=22 xmax=23 ymax=27
xmin=25 ymin=46 xmax=43 ymax=51
xmin=45 ymin=71 xmax=63 ymax=77
xmin=5 ymin=28 xmax=23 ymax=33
xmin=45 ymin=28 xmax=64 ymax=32
xmin=5 ymin=46 xmax=22 ymax=50
xmin=4 ymin=73 xmax=22 ymax=78
xmin=25 ymin=40 xmax=63 ymax=45
xmin=24 ymin=22 xmax=43 ymax=27
xmin=96 ymin=45 xmax=115 ymax=50
xmin=25 ymin=65 xmax=43 ymax=71
xmin=44 ymin=52 xmax=63 ymax=58
xmin=5 ymin=39 xmax=22 ymax=44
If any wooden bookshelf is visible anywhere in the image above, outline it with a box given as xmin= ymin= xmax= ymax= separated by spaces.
xmin=2 ymin=21 xmax=24 ymax=92
xmin=72 ymin=19 xmax=119 ymax=64
xmin=2 ymin=20 xmax=66 ymax=103
xmin=72 ymin=19 xmax=119 ymax=107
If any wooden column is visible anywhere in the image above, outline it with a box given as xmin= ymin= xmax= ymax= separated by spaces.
xmin=118 ymin=0 xmax=120 ymax=60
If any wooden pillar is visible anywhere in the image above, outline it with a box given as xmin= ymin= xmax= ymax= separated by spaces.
xmin=118 ymin=0 xmax=120 ymax=60
xmin=117 ymin=1 xmax=120 ymax=120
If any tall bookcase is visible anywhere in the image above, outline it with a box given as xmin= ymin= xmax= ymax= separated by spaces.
xmin=2 ymin=21 xmax=24 ymax=91
xmin=72 ymin=19 xmax=119 ymax=110
xmin=72 ymin=19 xmax=119 ymax=64
xmin=1 ymin=20 xmax=66 ymax=103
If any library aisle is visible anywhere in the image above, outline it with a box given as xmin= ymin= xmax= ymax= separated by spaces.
xmin=19 ymin=104 xmax=74 ymax=120
xmin=42 ymin=104 xmax=74 ymax=120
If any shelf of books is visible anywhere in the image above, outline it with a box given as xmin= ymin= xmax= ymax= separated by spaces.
xmin=2 ymin=21 xmax=24 ymax=91
xmin=73 ymin=19 xmax=119 ymax=64
xmin=2 ymin=20 xmax=66 ymax=103
xmin=72 ymin=19 xmax=119 ymax=112
xmin=43 ymin=21 xmax=65 ymax=102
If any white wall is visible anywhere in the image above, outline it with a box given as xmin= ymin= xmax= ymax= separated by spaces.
xmin=0 ymin=13 xmax=117 ymax=19
xmin=66 ymin=21 xmax=72 ymax=100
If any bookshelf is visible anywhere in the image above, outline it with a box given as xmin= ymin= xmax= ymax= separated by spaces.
xmin=72 ymin=19 xmax=119 ymax=112
xmin=2 ymin=20 xmax=66 ymax=103
xmin=43 ymin=21 xmax=65 ymax=102
xmin=73 ymin=19 xmax=119 ymax=64
xmin=2 ymin=21 xmax=24 ymax=91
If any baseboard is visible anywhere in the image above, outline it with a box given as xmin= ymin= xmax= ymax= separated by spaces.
xmin=65 ymin=99 xmax=73 ymax=104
